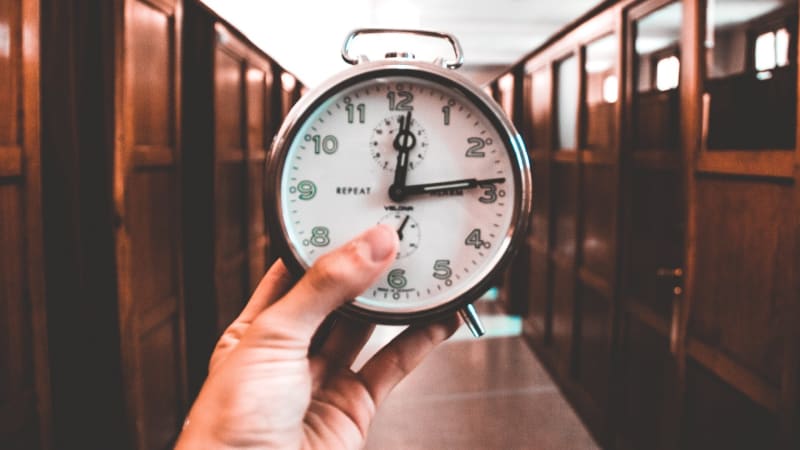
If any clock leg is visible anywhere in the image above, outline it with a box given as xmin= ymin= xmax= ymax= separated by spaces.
xmin=458 ymin=303 xmax=485 ymax=338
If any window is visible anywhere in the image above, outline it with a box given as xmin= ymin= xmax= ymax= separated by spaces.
xmin=755 ymin=28 xmax=790 ymax=72
xmin=555 ymin=55 xmax=578 ymax=150
xmin=603 ymin=75 xmax=619 ymax=103
xmin=656 ymin=56 xmax=680 ymax=91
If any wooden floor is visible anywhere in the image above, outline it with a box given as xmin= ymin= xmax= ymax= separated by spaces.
xmin=358 ymin=295 xmax=599 ymax=450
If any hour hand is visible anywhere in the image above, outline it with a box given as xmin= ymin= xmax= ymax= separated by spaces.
xmin=403 ymin=177 xmax=506 ymax=197
xmin=389 ymin=111 xmax=414 ymax=201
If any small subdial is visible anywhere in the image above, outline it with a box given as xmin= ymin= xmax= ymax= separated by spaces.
xmin=378 ymin=212 xmax=421 ymax=259
xmin=370 ymin=114 xmax=429 ymax=171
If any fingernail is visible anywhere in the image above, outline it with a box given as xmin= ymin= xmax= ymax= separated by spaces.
xmin=362 ymin=224 xmax=398 ymax=262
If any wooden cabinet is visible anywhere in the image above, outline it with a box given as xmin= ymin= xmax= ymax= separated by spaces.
xmin=41 ymin=0 xmax=187 ymax=448
xmin=182 ymin=0 xmax=281 ymax=398
xmin=0 ymin=0 xmax=52 ymax=448
xmin=507 ymin=0 xmax=800 ymax=448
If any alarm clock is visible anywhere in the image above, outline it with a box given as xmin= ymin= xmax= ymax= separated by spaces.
xmin=267 ymin=29 xmax=532 ymax=337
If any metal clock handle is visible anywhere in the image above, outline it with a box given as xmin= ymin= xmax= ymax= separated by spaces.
xmin=459 ymin=303 xmax=486 ymax=338
xmin=341 ymin=28 xmax=464 ymax=69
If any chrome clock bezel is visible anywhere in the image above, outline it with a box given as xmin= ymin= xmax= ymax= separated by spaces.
xmin=266 ymin=59 xmax=532 ymax=325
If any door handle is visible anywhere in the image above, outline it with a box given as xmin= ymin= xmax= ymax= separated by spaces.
xmin=656 ymin=267 xmax=683 ymax=278
xmin=656 ymin=267 xmax=684 ymax=295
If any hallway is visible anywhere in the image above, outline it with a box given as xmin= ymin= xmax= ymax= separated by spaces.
xmin=357 ymin=294 xmax=599 ymax=449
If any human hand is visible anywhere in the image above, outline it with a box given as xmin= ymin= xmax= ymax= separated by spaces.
xmin=175 ymin=224 xmax=460 ymax=449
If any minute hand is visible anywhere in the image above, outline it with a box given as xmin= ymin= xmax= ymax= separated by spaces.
xmin=403 ymin=177 xmax=506 ymax=196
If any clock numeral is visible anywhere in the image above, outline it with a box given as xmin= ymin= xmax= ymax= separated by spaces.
xmin=478 ymin=182 xmax=498 ymax=204
xmin=305 ymin=134 xmax=338 ymax=154
xmin=433 ymin=259 xmax=453 ymax=286
xmin=387 ymin=90 xmax=414 ymax=111
xmin=441 ymin=99 xmax=455 ymax=126
xmin=387 ymin=268 xmax=407 ymax=289
xmin=290 ymin=180 xmax=316 ymax=200
xmin=465 ymin=137 xmax=491 ymax=158
xmin=303 ymin=226 xmax=330 ymax=247
xmin=465 ymin=229 xmax=491 ymax=249
xmin=344 ymin=96 xmax=365 ymax=124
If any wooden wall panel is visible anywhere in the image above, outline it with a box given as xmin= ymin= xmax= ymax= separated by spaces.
xmin=691 ymin=178 xmax=794 ymax=388
xmin=551 ymin=163 xmax=578 ymax=258
xmin=683 ymin=361 xmax=778 ymax=450
xmin=182 ymin=0 xmax=287 ymax=401
xmin=139 ymin=317 xmax=183 ymax=450
xmin=526 ymin=245 xmax=550 ymax=338
xmin=0 ymin=0 xmax=50 ymax=447
xmin=618 ymin=318 xmax=671 ymax=450
xmin=626 ymin=168 xmax=682 ymax=320
xmin=576 ymin=286 xmax=612 ymax=411
xmin=131 ymin=0 xmax=173 ymax=146
xmin=213 ymin=41 xmax=248 ymax=332
xmin=580 ymin=164 xmax=616 ymax=281
xmin=0 ymin=1 xmax=17 ymax=147
xmin=129 ymin=172 xmax=180 ymax=314
xmin=550 ymin=261 xmax=575 ymax=373
xmin=117 ymin=1 xmax=187 ymax=448
xmin=244 ymin=63 xmax=271 ymax=292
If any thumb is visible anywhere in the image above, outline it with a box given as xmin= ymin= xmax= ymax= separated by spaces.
xmin=246 ymin=224 xmax=398 ymax=343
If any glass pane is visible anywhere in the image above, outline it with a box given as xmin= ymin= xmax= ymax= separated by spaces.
xmin=704 ymin=0 xmax=796 ymax=150
xmin=555 ymin=55 xmax=578 ymax=150
xmin=498 ymin=73 xmax=515 ymax=118
xmin=584 ymin=34 xmax=618 ymax=152
xmin=755 ymin=32 xmax=776 ymax=71
xmin=776 ymin=28 xmax=790 ymax=66
xmin=633 ymin=2 xmax=683 ymax=151
xmin=656 ymin=56 xmax=680 ymax=91
xmin=530 ymin=68 xmax=550 ymax=150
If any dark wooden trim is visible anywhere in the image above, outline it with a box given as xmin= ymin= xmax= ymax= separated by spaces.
xmin=527 ymin=236 xmax=548 ymax=255
xmin=578 ymin=267 xmax=613 ymax=299
xmin=137 ymin=0 xmax=175 ymax=15
xmin=140 ymin=296 xmax=179 ymax=334
xmin=696 ymin=150 xmax=795 ymax=178
xmin=131 ymin=145 xmax=176 ymax=167
xmin=21 ymin=0 xmax=53 ymax=446
xmin=552 ymin=151 xmax=579 ymax=163
xmin=216 ymin=250 xmax=248 ymax=275
xmin=625 ymin=299 xmax=670 ymax=337
xmin=631 ymin=150 xmax=681 ymax=169
xmin=216 ymin=149 xmax=247 ymax=162
xmin=686 ymin=337 xmax=781 ymax=413
xmin=0 ymin=390 xmax=36 ymax=436
xmin=0 ymin=145 xmax=23 ymax=177
xmin=783 ymin=8 xmax=800 ymax=448
xmin=580 ymin=149 xmax=617 ymax=165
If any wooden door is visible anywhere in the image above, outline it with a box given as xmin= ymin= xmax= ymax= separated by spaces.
xmin=616 ymin=1 xmax=686 ymax=448
xmin=549 ymin=51 xmax=581 ymax=378
xmin=522 ymin=64 xmax=553 ymax=345
xmin=213 ymin=28 xmax=249 ymax=331
xmin=114 ymin=0 xmax=188 ymax=448
xmin=0 ymin=0 xmax=51 ymax=448
xmin=245 ymin=55 xmax=273 ymax=293
xmin=572 ymin=29 xmax=621 ymax=437
xmin=678 ymin=0 xmax=799 ymax=448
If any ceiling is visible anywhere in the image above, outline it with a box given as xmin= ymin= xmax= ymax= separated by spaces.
xmin=200 ymin=0 xmax=603 ymax=86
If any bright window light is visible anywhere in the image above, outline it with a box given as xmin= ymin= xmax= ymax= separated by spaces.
xmin=755 ymin=31 xmax=776 ymax=71
xmin=602 ymin=75 xmax=618 ymax=103
xmin=281 ymin=73 xmax=296 ymax=91
xmin=656 ymin=56 xmax=680 ymax=91
xmin=776 ymin=28 xmax=790 ymax=67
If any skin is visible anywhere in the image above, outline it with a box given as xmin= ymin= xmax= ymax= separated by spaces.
xmin=176 ymin=224 xmax=460 ymax=449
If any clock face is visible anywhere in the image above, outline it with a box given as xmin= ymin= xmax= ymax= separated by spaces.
xmin=275 ymin=68 xmax=525 ymax=319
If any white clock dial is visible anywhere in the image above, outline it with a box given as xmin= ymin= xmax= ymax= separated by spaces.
xmin=278 ymin=74 xmax=518 ymax=315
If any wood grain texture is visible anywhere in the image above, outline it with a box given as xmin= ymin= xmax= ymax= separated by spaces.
xmin=115 ymin=1 xmax=187 ymax=448
xmin=0 ymin=0 xmax=51 ymax=447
